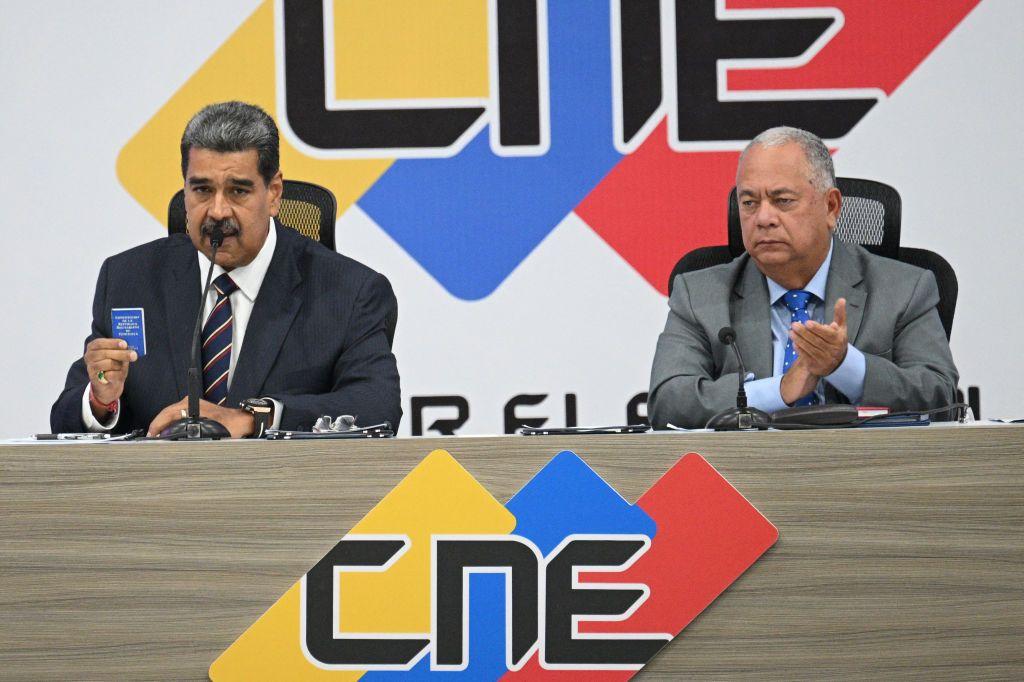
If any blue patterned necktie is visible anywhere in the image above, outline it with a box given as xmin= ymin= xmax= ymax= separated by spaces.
xmin=201 ymin=273 xmax=239 ymax=405
xmin=783 ymin=289 xmax=817 ymax=406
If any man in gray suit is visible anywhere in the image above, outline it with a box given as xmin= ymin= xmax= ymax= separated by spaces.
xmin=649 ymin=126 xmax=958 ymax=429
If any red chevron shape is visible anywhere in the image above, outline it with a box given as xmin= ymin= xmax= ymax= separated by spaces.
xmin=727 ymin=0 xmax=982 ymax=94
xmin=576 ymin=1 xmax=981 ymax=295
xmin=577 ymin=453 xmax=778 ymax=638
xmin=501 ymin=454 xmax=777 ymax=679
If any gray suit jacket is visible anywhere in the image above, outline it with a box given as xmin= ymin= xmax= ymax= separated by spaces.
xmin=649 ymin=240 xmax=958 ymax=429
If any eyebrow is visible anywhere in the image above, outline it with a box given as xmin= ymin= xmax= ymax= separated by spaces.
xmin=187 ymin=176 xmax=256 ymax=188
xmin=738 ymin=187 xmax=799 ymax=198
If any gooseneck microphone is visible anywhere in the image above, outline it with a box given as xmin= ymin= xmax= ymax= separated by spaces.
xmin=706 ymin=326 xmax=771 ymax=431
xmin=160 ymin=224 xmax=231 ymax=440
xmin=718 ymin=327 xmax=750 ymax=408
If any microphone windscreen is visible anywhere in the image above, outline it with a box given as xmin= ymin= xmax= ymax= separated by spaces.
xmin=718 ymin=326 xmax=737 ymax=345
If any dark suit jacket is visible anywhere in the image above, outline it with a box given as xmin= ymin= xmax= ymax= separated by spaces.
xmin=51 ymin=222 xmax=402 ymax=433
xmin=649 ymin=240 xmax=958 ymax=429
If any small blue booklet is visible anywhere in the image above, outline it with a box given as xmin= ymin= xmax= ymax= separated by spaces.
xmin=111 ymin=308 xmax=146 ymax=356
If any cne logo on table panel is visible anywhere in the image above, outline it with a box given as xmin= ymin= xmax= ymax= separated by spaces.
xmin=209 ymin=449 xmax=778 ymax=679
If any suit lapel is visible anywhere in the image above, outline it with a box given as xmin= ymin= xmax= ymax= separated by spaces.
xmin=731 ymin=257 xmax=774 ymax=380
xmin=227 ymin=225 xmax=304 ymax=404
xmin=160 ymin=237 xmax=202 ymax=399
xmin=824 ymin=240 xmax=866 ymax=345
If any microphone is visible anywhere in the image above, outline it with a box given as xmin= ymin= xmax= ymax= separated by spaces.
xmin=718 ymin=327 xmax=749 ymax=408
xmin=706 ymin=326 xmax=771 ymax=431
xmin=208 ymin=223 xmax=225 ymax=248
xmin=159 ymin=223 xmax=231 ymax=439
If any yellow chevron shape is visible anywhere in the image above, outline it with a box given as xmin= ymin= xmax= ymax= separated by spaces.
xmin=117 ymin=0 xmax=487 ymax=233
xmin=209 ymin=449 xmax=515 ymax=680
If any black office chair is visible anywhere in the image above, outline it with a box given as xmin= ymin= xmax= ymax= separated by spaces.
xmin=667 ymin=178 xmax=957 ymax=339
xmin=167 ymin=179 xmax=338 ymax=251
xmin=167 ymin=179 xmax=398 ymax=347
xmin=898 ymin=247 xmax=957 ymax=341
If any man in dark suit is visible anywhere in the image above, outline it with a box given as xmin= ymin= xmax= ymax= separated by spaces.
xmin=649 ymin=126 xmax=958 ymax=429
xmin=51 ymin=101 xmax=401 ymax=436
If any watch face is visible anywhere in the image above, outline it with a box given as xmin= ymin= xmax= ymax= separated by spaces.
xmin=243 ymin=398 xmax=271 ymax=409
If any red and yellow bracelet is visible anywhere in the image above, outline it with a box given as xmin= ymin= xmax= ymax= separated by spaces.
xmin=89 ymin=385 xmax=118 ymax=414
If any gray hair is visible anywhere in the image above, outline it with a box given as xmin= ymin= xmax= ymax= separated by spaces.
xmin=738 ymin=126 xmax=835 ymax=191
xmin=180 ymin=101 xmax=279 ymax=184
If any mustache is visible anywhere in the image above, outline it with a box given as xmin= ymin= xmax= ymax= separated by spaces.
xmin=200 ymin=219 xmax=239 ymax=238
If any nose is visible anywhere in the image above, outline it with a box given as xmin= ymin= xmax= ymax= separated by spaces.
xmin=208 ymin=190 xmax=231 ymax=220
xmin=754 ymin=199 xmax=779 ymax=229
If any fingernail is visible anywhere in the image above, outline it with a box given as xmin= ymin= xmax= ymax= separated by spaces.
xmin=130 ymin=351 xmax=138 ymax=361
xmin=119 ymin=340 xmax=127 ymax=349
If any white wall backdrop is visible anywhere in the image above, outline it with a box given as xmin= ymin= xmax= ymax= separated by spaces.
xmin=1 ymin=0 xmax=1021 ymax=438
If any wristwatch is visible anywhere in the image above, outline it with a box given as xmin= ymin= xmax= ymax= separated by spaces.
xmin=240 ymin=398 xmax=275 ymax=438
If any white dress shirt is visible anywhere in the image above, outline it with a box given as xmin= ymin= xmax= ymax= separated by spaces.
xmin=83 ymin=219 xmax=280 ymax=431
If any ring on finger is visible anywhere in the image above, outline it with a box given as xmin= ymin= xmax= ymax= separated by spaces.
xmin=97 ymin=370 xmax=108 ymax=384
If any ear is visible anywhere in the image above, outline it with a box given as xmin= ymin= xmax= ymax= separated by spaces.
xmin=182 ymin=184 xmax=196 ymax=236
xmin=824 ymin=187 xmax=842 ymax=230
xmin=267 ymin=171 xmax=284 ymax=217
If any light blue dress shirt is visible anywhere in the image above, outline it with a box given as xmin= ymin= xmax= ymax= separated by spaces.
xmin=744 ymin=239 xmax=866 ymax=412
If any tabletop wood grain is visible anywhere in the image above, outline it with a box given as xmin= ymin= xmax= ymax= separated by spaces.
xmin=1 ymin=425 xmax=1022 ymax=680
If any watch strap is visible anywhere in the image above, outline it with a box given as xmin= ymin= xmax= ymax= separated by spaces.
xmin=241 ymin=398 xmax=274 ymax=438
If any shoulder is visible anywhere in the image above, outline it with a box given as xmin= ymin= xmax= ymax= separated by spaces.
xmin=842 ymin=242 xmax=934 ymax=288
xmin=277 ymin=225 xmax=393 ymax=296
xmin=837 ymin=242 xmax=939 ymax=313
xmin=100 ymin=233 xmax=193 ymax=273
xmin=671 ymin=252 xmax=751 ymax=299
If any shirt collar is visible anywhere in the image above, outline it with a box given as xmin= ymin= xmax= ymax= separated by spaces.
xmin=198 ymin=217 xmax=277 ymax=302
xmin=766 ymin=237 xmax=834 ymax=305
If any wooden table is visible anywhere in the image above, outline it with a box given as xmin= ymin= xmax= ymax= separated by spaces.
xmin=1 ymin=425 xmax=1022 ymax=680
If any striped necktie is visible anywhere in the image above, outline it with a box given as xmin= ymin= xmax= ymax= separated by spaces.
xmin=201 ymin=273 xmax=239 ymax=405
xmin=783 ymin=289 xmax=818 ymax=406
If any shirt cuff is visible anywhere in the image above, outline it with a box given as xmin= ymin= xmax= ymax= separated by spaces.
xmin=81 ymin=385 xmax=120 ymax=432
xmin=825 ymin=344 xmax=866 ymax=403
xmin=266 ymin=398 xmax=283 ymax=431
xmin=744 ymin=375 xmax=789 ymax=414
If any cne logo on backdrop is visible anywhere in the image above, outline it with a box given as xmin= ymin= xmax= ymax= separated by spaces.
xmin=118 ymin=0 xmax=979 ymax=300
xmin=209 ymin=450 xmax=778 ymax=679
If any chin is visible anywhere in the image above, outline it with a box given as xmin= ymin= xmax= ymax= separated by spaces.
xmin=752 ymin=252 xmax=791 ymax=268
xmin=213 ymin=251 xmax=238 ymax=268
